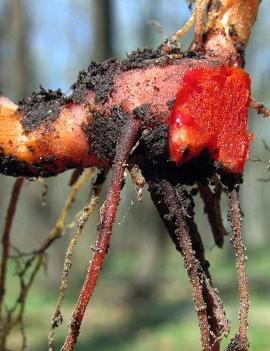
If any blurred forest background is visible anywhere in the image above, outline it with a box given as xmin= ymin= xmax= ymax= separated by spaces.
xmin=0 ymin=0 xmax=270 ymax=350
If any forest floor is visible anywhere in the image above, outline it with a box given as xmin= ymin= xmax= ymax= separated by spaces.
xmin=4 ymin=242 xmax=270 ymax=351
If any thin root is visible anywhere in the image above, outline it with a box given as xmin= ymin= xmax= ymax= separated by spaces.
xmin=61 ymin=116 xmax=142 ymax=351
xmin=170 ymin=11 xmax=196 ymax=42
xmin=195 ymin=0 xmax=209 ymax=47
xmin=69 ymin=169 xmax=83 ymax=187
xmin=0 ymin=178 xmax=24 ymax=318
xmin=48 ymin=169 xmax=107 ymax=351
xmin=147 ymin=178 xmax=229 ymax=350
xmin=227 ymin=187 xmax=249 ymax=350
xmin=250 ymin=97 xmax=270 ymax=118
xmin=129 ymin=165 xmax=145 ymax=201
xmin=198 ymin=179 xmax=227 ymax=248
xmin=37 ymin=169 xmax=95 ymax=254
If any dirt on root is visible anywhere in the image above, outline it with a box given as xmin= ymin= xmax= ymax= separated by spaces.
xmin=18 ymin=87 xmax=66 ymax=132
xmin=71 ymin=47 xmax=182 ymax=105
xmin=17 ymin=46 xmax=192 ymax=134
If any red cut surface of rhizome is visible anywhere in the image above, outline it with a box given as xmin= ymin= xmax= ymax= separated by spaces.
xmin=169 ymin=64 xmax=253 ymax=174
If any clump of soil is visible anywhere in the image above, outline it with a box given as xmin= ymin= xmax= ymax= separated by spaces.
xmin=18 ymin=87 xmax=66 ymax=132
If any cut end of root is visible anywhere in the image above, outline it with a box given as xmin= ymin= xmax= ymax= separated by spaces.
xmin=169 ymin=64 xmax=251 ymax=174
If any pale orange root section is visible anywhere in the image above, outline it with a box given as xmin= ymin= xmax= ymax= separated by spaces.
xmin=203 ymin=0 xmax=260 ymax=65
xmin=0 ymin=96 xmax=104 ymax=176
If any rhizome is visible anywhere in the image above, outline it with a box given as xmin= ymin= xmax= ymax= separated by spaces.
xmin=0 ymin=1 xmax=269 ymax=351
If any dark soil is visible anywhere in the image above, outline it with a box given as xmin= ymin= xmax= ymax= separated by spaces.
xmin=83 ymin=105 xmax=130 ymax=162
xmin=18 ymin=87 xmax=66 ymax=132
xmin=17 ymin=46 xmax=197 ymax=134
xmin=71 ymin=47 xmax=182 ymax=105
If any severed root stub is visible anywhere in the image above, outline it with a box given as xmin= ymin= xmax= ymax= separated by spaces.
xmin=169 ymin=64 xmax=252 ymax=174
